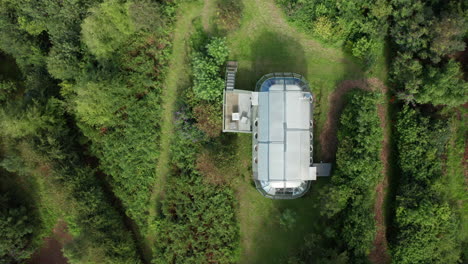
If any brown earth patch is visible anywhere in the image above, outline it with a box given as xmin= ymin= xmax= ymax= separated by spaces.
xmin=319 ymin=78 xmax=384 ymax=162
xmin=196 ymin=151 xmax=227 ymax=185
xmin=28 ymin=220 xmax=72 ymax=264
xmin=369 ymin=101 xmax=391 ymax=264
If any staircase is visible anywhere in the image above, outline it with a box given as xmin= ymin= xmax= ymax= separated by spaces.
xmin=225 ymin=61 xmax=238 ymax=90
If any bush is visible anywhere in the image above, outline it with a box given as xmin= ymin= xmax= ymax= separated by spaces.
xmin=154 ymin=96 xmax=240 ymax=264
xmin=0 ymin=194 xmax=37 ymax=264
xmin=318 ymin=90 xmax=383 ymax=262
xmin=153 ymin=173 xmax=240 ymax=264
xmin=192 ymin=37 xmax=229 ymax=101
xmin=193 ymin=102 xmax=222 ymax=138
xmin=391 ymin=106 xmax=463 ymax=264
xmin=279 ymin=209 xmax=297 ymax=230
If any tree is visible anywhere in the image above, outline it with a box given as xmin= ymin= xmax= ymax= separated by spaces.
xmin=192 ymin=37 xmax=228 ymax=101
xmin=429 ymin=13 xmax=466 ymax=62
xmin=417 ymin=60 xmax=468 ymax=107
xmin=0 ymin=194 xmax=36 ymax=264
xmin=81 ymin=0 xmax=135 ymax=58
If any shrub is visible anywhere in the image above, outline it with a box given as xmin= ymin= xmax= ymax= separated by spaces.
xmin=319 ymin=90 xmax=383 ymax=261
xmin=279 ymin=209 xmax=297 ymax=230
xmin=313 ymin=16 xmax=335 ymax=41
xmin=391 ymin=106 xmax=462 ymax=264
xmin=192 ymin=37 xmax=229 ymax=101
xmin=0 ymin=194 xmax=36 ymax=264
xmin=193 ymin=102 xmax=222 ymax=138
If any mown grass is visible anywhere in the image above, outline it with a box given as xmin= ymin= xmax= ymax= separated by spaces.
xmin=225 ymin=0 xmax=367 ymax=159
xmin=147 ymin=0 xmax=203 ymax=249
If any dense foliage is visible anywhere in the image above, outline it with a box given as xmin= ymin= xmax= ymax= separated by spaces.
xmin=277 ymin=0 xmax=391 ymax=65
xmin=391 ymin=107 xmax=463 ymax=263
xmin=311 ymin=90 xmax=383 ymax=263
xmin=1 ymin=94 xmax=141 ymax=263
xmin=64 ymin=0 xmax=174 ymax=231
xmin=278 ymin=0 xmax=467 ymax=107
xmin=192 ymin=37 xmax=229 ymax=101
xmin=0 ymin=0 xmax=175 ymax=233
xmin=154 ymin=170 xmax=239 ymax=263
xmin=0 ymin=0 xmax=170 ymax=262
xmin=0 ymin=193 xmax=37 ymax=264
xmin=389 ymin=0 xmax=467 ymax=107
xmin=153 ymin=34 xmax=240 ymax=264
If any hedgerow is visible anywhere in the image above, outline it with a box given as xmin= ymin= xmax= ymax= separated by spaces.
xmin=192 ymin=37 xmax=229 ymax=102
xmin=391 ymin=106 xmax=463 ymax=263
xmin=318 ymin=90 xmax=383 ymax=262
xmin=153 ymin=33 xmax=240 ymax=264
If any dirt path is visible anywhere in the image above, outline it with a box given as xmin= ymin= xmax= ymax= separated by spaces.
xmin=147 ymin=1 xmax=202 ymax=239
xmin=371 ymin=85 xmax=391 ymax=264
xmin=318 ymin=78 xmax=391 ymax=263
xmin=28 ymin=221 xmax=72 ymax=264
xmin=201 ymin=0 xmax=215 ymax=32
xmin=319 ymin=78 xmax=381 ymax=162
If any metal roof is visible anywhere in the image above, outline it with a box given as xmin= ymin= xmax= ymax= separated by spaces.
xmin=252 ymin=73 xmax=313 ymax=198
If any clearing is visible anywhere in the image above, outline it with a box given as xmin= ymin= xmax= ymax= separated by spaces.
xmin=213 ymin=0 xmax=387 ymax=262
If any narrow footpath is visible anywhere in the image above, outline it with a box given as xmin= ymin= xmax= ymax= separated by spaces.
xmin=147 ymin=1 xmax=203 ymax=239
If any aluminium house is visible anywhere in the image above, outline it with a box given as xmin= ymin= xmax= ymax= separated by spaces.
xmin=223 ymin=62 xmax=330 ymax=199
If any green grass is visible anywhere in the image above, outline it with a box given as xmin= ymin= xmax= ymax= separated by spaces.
xmin=443 ymin=111 xmax=468 ymax=244
xmin=152 ymin=0 xmax=389 ymax=262
xmin=226 ymin=0 xmax=363 ymax=143
xmin=214 ymin=132 xmax=329 ymax=263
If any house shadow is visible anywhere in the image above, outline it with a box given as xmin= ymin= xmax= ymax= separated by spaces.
xmin=236 ymin=30 xmax=307 ymax=91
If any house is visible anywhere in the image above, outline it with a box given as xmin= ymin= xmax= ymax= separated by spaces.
xmin=223 ymin=62 xmax=331 ymax=199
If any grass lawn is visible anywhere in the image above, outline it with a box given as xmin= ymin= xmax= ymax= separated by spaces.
xmin=225 ymin=0 xmax=366 ymax=161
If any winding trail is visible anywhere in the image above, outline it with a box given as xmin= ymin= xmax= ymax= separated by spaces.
xmin=147 ymin=1 xmax=202 ymax=239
